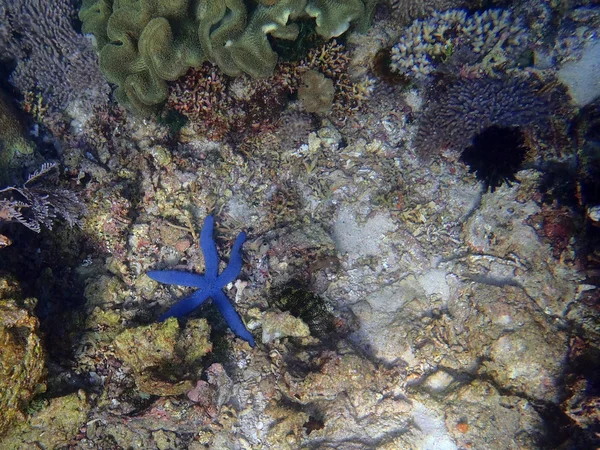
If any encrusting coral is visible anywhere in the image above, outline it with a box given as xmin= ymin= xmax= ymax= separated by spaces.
xmin=79 ymin=0 xmax=375 ymax=114
xmin=0 ymin=91 xmax=33 ymax=184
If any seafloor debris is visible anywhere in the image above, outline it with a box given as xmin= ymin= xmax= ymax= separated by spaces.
xmin=0 ymin=274 xmax=46 ymax=437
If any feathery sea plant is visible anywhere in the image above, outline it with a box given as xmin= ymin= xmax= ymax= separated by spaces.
xmin=0 ymin=163 xmax=84 ymax=233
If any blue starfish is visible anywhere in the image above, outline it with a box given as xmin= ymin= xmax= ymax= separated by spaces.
xmin=147 ymin=215 xmax=255 ymax=347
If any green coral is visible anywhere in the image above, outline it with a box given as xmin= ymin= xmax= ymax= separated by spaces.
xmin=80 ymin=0 xmax=375 ymax=115
xmin=197 ymin=0 xmax=247 ymax=76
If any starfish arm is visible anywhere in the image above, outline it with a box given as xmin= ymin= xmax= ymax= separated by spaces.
xmin=217 ymin=231 xmax=247 ymax=286
xmin=212 ymin=290 xmax=255 ymax=347
xmin=158 ymin=289 xmax=211 ymax=321
xmin=200 ymin=215 xmax=220 ymax=279
xmin=147 ymin=270 xmax=208 ymax=288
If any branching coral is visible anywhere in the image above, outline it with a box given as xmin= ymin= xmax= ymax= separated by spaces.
xmin=387 ymin=0 xmax=469 ymax=24
xmin=167 ymin=40 xmax=370 ymax=139
xmin=390 ymin=9 xmax=529 ymax=78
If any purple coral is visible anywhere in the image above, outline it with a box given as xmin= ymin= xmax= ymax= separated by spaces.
xmin=414 ymin=76 xmax=560 ymax=157
xmin=1 ymin=0 xmax=109 ymax=109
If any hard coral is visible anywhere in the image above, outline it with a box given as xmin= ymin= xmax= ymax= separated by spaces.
xmin=387 ymin=0 xmax=469 ymax=24
xmin=168 ymin=40 xmax=368 ymax=140
xmin=414 ymin=76 xmax=560 ymax=158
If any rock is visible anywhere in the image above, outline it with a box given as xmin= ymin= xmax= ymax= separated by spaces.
xmin=114 ymin=318 xmax=212 ymax=395
xmin=0 ymin=275 xmax=46 ymax=437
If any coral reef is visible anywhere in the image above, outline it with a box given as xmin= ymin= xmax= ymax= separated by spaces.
xmin=390 ymin=9 xmax=529 ymax=78
xmin=168 ymin=40 xmax=370 ymax=141
xmin=80 ymin=0 xmax=374 ymax=114
xmin=0 ymin=91 xmax=33 ymax=184
xmin=0 ymin=0 xmax=109 ymax=110
xmin=0 ymin=2 xmax=598 ymax=448
xmin=460 ymin=125 xmax=528 ymax=192
xmin=298 ymin=69 xmax=335 ymax=113
xmin=0 ymin=274 xmax=46 ymax=438
xmin=413 ymin=75 xmax=565 ymax=157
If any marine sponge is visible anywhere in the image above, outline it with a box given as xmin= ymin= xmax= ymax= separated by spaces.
xmin=390 ymin=9 xmax=528 ymax=78
xmin=414 ymin=76 xmax=556 ymax=157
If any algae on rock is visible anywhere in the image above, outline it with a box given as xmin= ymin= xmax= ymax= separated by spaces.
xmin=0 ymin=274 xmax=46 ymax=438
xmin=0 ymin=391 xmax=90 ymax=448
xmin=114 ymin=317 xmax=212 ymax=396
